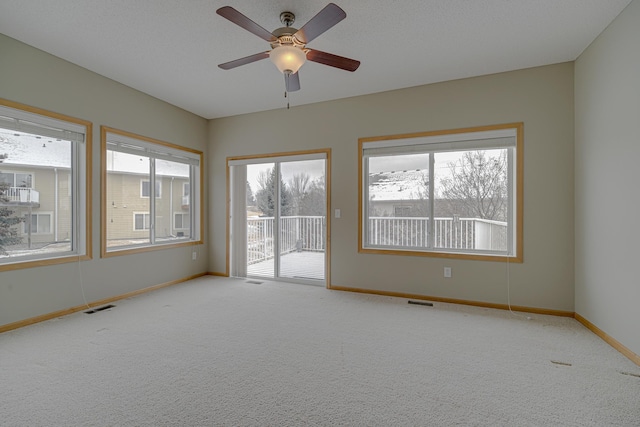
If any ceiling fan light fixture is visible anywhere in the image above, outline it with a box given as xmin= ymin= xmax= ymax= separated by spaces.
xmin=217 ymin=4 xmax=359 ymax=92
xmin=269 ymin=45 xmax=306 ymax=74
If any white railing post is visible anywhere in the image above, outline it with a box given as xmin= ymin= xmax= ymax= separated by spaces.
xmin=365 ymin=216 xmax=507 ymax=252
xmin=247 ymin=216 xmax=329 ymax=265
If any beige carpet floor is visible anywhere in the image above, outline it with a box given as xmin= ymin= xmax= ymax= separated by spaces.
xmin=1 ymin=276 xmax=639 ymax=426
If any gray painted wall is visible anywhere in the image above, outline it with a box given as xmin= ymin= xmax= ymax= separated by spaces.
xmin=209 ymin=63 xmax=575 ymax=311
xmin=575 ymin=0 xmax=640 ymax=356
xmin=0 ymin=34 xmax=209 ymax=327
xmin=3 ymin=0 xmax=637 ymax=361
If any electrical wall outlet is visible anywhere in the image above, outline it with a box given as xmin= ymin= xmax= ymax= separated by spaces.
xmin=444 ymin=267 xmax=452 ymax=278
xmin=192 ymin=251 xmax=197 ymax=260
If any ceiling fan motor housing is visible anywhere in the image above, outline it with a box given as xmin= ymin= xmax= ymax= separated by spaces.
xmin=280 ymin=11 xmax=295 ymax=27
xmin=271 ymin=32 xmax=306 ymax=49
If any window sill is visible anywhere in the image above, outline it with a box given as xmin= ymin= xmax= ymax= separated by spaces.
xmin=358 ymin=246 xmax=523 ymax=263
xmin=102 ymin=240 xmax=202 ymax=258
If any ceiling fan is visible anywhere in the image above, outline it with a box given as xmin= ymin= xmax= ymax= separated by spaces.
xmin=216 ymin=3 xmax=360 ymax=93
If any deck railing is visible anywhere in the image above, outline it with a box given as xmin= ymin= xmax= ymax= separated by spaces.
xmin=246 ymin=215 xmax=507 ymax=265
xmin=0 ymin=187 xmax=40 ymax=204
xmin=368 ymin=217 xmax=507 ymax=251
xmin=247 ymin=216 xmax=325 ymax=265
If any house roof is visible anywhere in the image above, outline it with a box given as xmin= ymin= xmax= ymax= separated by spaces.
xmin=369 ymin=169 xmax=428 ymax=202
xmin=1 ymin=131 xmax=188 ymax=177
xmin=0 ymin=130 xmax=70 ymax=169
xmin=106 ymin=151 xmax=189 ymax=178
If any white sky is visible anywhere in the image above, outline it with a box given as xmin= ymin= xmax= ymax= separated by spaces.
xmin=369 ymin=152 xmax=464 ymax=175
xmin=369 ymin=150 xmax=504 ymax=176
xmin=246 ymin=159 xmax=325 ymax=194
xmin=244 ymin=150 xmax=502 ymax=194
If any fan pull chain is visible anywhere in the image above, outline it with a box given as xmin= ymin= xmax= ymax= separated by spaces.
xmin=285 ymin=91 xmax=290 ymax=109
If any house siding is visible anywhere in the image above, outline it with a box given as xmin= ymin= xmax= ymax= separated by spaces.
xmin=0 ymin=165 xmax=72 ymax=245
xmin=105 ymin=173 xmax=189 ymax=241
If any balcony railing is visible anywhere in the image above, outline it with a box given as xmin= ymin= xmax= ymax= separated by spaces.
xmin=245 ymin=215 xmax=507 ymax=266
xmin=368 ymin=216 xmax=507 ymax=251
xmin=0 ymin=187 xmax=40 ymax=206
xmin=247 ymin=216 xmax=325 ymax=265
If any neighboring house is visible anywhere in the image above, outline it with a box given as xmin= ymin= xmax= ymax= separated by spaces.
xmin=105 ymin=150 xmax=190 ymax=243
xmin=1 ymin=132 xmax=191 ymax=251
xmin=368 ymin=168 xmax=504 ymax=220
xmin=0 ymin=133 xmax=72 ymax=247
xmin=368 ymin=169 xmax=429 ymax=217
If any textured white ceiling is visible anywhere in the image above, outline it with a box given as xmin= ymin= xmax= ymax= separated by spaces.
xmin=0 ymin=0 xmax=632 ymax=119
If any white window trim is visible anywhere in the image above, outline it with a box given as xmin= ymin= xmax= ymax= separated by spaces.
xmin=133 ymin=212 xmax=151 ymax=231
xmin=23 ymin=212 xmax=53 ymax=235
xmin=0 ymin=171 xmax=35 ymax=188
xmin=140 ymin=179 xmax=162 ymax=198
xmin=174 ymin=212 xmax=189 ymax=230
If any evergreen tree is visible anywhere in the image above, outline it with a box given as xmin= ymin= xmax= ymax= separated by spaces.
xmin=254 ymin=167 xmax=292 ymax=216
xmin=246 ymin=180 xmax=255 ymax=207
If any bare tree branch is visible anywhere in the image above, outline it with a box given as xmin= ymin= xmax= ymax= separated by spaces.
xmin=439 ymin=150 xmax=507 ymax=221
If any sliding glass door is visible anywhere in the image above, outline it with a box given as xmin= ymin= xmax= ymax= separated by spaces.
xmin=229 ymin=152 xmax=327 ymax=285
xmin=277 ymin=159 xmax=326 ymax=281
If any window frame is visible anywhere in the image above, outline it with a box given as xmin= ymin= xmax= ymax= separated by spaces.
xmin=174 ymin=212 xmax=189 ymax=230
xmin=140 ymin=179 xmax=162 ymax=198
xmin=133 ymin=212 xmax=151 ymax=231
xmin=24 ymin=212 xmax=53 ymax=235
xmin=358 ymin=123 xmax=523 ymax=262
xmin=101 ymin=126 xmax=203 ymax=257
xmin=0 ymin=99 xmax=92 ymax=272
xmin=393 ymin=206 xmax=412 ymax=217
xmin=0 ymin=171 xmax=34 ymax=188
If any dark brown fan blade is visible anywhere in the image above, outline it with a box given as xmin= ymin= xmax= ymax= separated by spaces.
xmin=294 ymin=3 xmax=346 ymax=44
xmin=218 ymin=52 xmax=270 ymax=70
xmin=285 ymin=72 xmax=301 ymax=92
xmin=306 ymin=49 xmax=360 ymax=72
xmin=216 ymin=6 xmax=276 ymax=42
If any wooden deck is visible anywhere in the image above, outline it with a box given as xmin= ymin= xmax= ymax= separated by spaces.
xmin=247 ymin=250 xmax=325 ymax=282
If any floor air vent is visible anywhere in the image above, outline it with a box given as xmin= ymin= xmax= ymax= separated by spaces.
xmin=408 ymin=300 xmax=433 ymax=307
xmin=246 ymin=280 xmax=263 ymax=285
xmin=85 ymin=304 xmax=115 ymax=314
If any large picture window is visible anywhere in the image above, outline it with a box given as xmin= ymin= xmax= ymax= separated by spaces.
xmin=0 ymin=99 xmax=91 ymax=271
xmin=102 ymin=127 xmax=202 ymax=255
xmin=359 ymin=123 xmax=523 ymax=261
